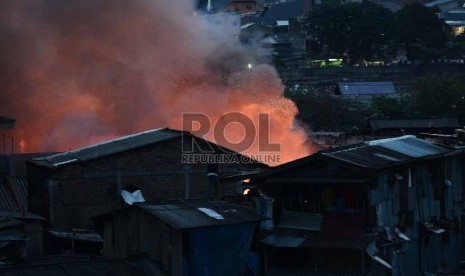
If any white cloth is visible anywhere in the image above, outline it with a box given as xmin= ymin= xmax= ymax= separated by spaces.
xmin=121 ymin=190 xmax=145 ymax=205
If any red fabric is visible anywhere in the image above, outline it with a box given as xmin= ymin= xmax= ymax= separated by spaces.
xmin=320 ymin=213 xmax=365 ymax=237
xmin=344 ymin=187 xmax=358 ymax=209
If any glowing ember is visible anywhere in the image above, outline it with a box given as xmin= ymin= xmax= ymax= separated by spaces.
xmin=0 ymin=0 xmax=313 ymax=165
xmin=18 ymin=138 xmax=26 ymax=153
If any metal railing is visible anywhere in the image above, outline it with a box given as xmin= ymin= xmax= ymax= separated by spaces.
xmin=0 ymin=134 xmax=14 ymax=155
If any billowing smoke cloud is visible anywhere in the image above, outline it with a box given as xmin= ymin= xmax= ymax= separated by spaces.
xmin=0 ymin=0 xmax=311 ymax=164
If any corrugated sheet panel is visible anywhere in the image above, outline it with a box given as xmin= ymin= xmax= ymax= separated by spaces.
xmin=0 ymin=177 xmax=28 ymax=212
xmin=139 ymin=200 xmax=260 ymax=230
xmin=262 ymin=234 xmax=305 ymax=248
xmin=277 ymin=211 xmax=323 ymax=231
xmin=338 ymin=82 xmax=396 ymax=95
xmin=260 ymin=0 xmax=306 ymax=25
xmin=368 ymin=136 xmax=449 ymax=157
xmin=442 ymin=10 xmax=465 ymax=22
xmin=0 ymin=217 xmax=23 ymax=230
xmin=0 ymin=211 xmax=45 ymax=221
xmin=323 ymin=136 xmax=450 ymax=169
xmin=30 ymin=128 xmax=183 ymax=168
xmin=48 ymin=229 xmax=102 ymax=242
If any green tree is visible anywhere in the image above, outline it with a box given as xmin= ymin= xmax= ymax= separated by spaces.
xmin=306 ymin=2 xmax=393 ymax=64
xmin=412 ymin=75 xmax=465 ymax=123
xmin=370 ymin=94 xmax=414 ymax=119
xmin=392 ymin=3 xmax=447 ymax=59
xmin=287 ymin=87 xmax=369 ymax=132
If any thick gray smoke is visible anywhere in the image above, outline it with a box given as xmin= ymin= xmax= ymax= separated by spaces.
xmin=0 ymin=0 xmax=310 ymax=164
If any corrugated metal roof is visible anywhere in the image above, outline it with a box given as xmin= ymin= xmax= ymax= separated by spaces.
xmin=30 ymin=128 xmax=183 ymax=168
xmin=277 ymin=211 xmax=323 ymax=231
xmin=0 ymin=211 xmax=46 ymax=221
xmin=48 ymin=229 xmax=102 ymax=242
xmin=426 ymin=0 xmax=456 ymax=7
xmin=337 ymin=82 xmax=396 ymax=95
xmin=240 ymin=23 xmax=255 ymax=29
xmin=322 ymin=135 xmax=450 ymax=169
xmin=0 ymin=177 xmax=28 ymax=212
xmin=260 ymin=0 xmax=306 ymax=25
xmin=370 ymin=118 xmax=461 ymax=132
xmin=0 ymin=217 xmax=23 ymax=230
xmin=138 ymin=200 xmax=260 ymax=230
xmin=262 ymin=234 xmax=306 ymax=248
xmin=442 ymin=10 xmax=465 ymax=21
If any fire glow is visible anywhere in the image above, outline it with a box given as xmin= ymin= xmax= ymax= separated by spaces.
xmin=0 ymin=0 xmax=313 ymax=165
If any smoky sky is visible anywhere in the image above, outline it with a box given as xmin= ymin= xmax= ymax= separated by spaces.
xmin=0 ymin=0 xmax=310 ymax=163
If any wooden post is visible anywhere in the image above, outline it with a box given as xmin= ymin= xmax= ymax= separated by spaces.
xmin=171 ymin=230 xmax=183 ymax=276
xmin=183 ymin=166 xmax=191 ymax=199
xmin=116 ymin=160 xmax=122 ymax=206
xmin=263 ymin=246 xmax=268 ymax=275
xmin=361 ymin=249 xmax=365 ymax=275
xmin=48 ymin=181 xmax=55 ymax=226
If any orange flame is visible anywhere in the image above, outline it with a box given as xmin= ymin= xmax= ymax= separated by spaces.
xmin=0 ymin=0 xmax=314 ymax=165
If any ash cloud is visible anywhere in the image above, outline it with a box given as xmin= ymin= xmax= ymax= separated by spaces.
xmin=0 ymin=0 xmax=310 ymax=164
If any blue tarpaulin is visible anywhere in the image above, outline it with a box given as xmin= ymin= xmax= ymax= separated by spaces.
xmin=188 ymin=223 xmax=256 ymax=276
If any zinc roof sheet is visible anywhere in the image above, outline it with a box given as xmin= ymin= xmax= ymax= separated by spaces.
xmin=0 ymin=217 xmax=23 ymax=230
xmin=442 ymin=10 xmax=465 ymax=21
xmin=260 ymin=0 xmax=306 ymax=25
xmin=322 ymin=135 xmax=449 ymax=169
xmin=0 ymin=211 xmax=45 ymax=221
xmin=30 ymin=128 xmax=183 ymax=168
xmin=262 ymin=234 xmax=305 ymax=248
xmin=138 ymin=200 xmax=260 ymax=230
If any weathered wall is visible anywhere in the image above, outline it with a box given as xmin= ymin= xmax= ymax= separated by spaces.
xmin=369 ymin=157 xmax=464 ymax=275
xmin=28 ymin=136 xmax=263 ymax=229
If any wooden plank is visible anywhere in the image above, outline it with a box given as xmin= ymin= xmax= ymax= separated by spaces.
xmin=171 ymin=230 xmax=183 ymax=276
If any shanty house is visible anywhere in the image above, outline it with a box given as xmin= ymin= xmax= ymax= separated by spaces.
xmin=27 ymin=128 xmax=265 ymax=230
xmin=93 ymin=200 xmax=260 ymax=276
xmin=243 ymin=135 xmax=464 ymax=275
xmin=0 ymin=211 xmax=45 ymax=261
xmin=440 ymin=10 xmax=465 ymax=37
